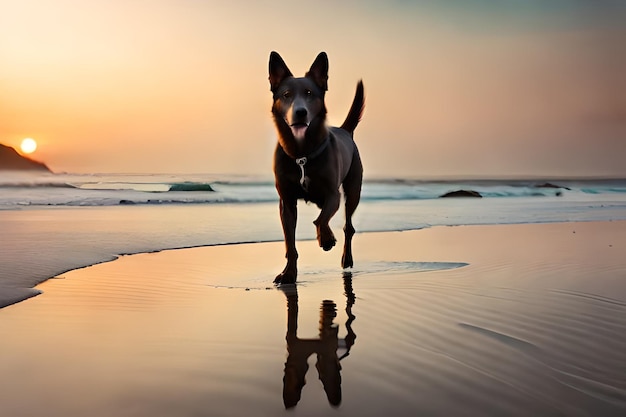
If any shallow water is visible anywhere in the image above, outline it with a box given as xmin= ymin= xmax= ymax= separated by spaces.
xmin=3 ymin=190 xmax=626 ymax=308
xmin=1 ymin=225 xmax=625 ymax=416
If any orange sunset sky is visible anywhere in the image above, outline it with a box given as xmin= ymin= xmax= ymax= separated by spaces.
xmin=2 ymin=0 xmax=625 ymax=178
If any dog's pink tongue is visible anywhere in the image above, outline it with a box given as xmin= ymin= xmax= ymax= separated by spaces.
xmin=291 ymin=125 xmax=308 ymax=141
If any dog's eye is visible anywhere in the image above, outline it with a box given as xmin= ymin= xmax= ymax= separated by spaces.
xmin=305 ymin=89 xmax=312 ymax=97
xmin=282 ymin=90 xmax=292 ymax=99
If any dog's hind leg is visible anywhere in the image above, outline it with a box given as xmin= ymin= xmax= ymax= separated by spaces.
xmin=341 ymin=155 xmax=363 ymax=269
xmin=275 ymin=198 xmax=299 ymax=284
xmin=341 ymin=198 xmax=357 ymax=268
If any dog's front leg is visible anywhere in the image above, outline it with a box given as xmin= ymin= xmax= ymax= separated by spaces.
xmin=275 ymin=198 xmax=298 ymax=284
xmin=313 ymin=191 xmax=340 ymax=251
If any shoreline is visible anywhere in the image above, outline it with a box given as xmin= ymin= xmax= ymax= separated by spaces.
xmin=2 ymin=217 xmax=625 ymax=310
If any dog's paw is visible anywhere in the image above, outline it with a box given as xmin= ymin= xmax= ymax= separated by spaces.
xmin=317 ymin=227 xmax=336 ymax=251
xmin=275 ymin=271 xmax=297 ymax=285
xmin=322 ymin=238 xmax=336 ymax=251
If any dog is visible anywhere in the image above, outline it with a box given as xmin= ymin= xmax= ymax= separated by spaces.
xmin=269 ymin=51 xmax=364 ymax=284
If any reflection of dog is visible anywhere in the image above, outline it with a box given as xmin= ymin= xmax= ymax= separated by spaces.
xmin=280 ymin=273 xmax=356 ymax=409
xmin=269 ymin=51 xmax=364 ymax=284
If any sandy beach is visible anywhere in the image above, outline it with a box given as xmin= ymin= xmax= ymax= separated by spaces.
xmin=0 ymin=221 xmax=625 ymax=416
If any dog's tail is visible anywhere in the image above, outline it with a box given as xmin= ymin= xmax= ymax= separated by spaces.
xmin=340 ymin=80 xmax=365 ymax=134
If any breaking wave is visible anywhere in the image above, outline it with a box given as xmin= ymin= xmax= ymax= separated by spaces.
xmin=1 ymin=172 xmax=625 ymax=207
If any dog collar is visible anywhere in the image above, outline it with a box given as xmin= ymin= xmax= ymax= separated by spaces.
xmin=294 ymin=135 xmax=330 ymax=190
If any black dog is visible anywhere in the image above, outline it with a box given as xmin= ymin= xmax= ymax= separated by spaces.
xmin=269 ymin=51 xmax=364 ymax=284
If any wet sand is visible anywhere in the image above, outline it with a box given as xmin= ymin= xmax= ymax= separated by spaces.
xmin=0 ymin=222 xmax=625 ymax=416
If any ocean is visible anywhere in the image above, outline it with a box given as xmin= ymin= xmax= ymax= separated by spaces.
xmin=2 ymin=171 xmax=626 ymax=308
xmin=3 ymin=172 xmax=626 ymax=208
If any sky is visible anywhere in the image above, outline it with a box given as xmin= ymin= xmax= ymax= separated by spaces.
xmin=1 ymin=0 xmax=625 ymax=178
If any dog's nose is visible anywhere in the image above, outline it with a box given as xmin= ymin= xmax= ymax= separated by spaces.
xmin=295 ymin=108 xmax=307 ymax=119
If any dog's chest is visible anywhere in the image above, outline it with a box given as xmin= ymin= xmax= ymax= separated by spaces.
xmin=274 ymin=146 xmax=337 ymax=208
xmin=288 ymin=168 xmax=327 ymax=207
xmin=301 ymin=172 xmax=336 ymax=208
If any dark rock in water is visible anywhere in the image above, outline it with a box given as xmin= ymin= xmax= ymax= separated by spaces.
xmin=439 ymin=190 xmax=482 ymax=198
xmin=0 ymin=144 xmax=51 ymax=172
xmin=119 ymin=200 xmax=136 ymax=205
xmin=535 ymin=182 xmax=571 ymax=191
xmin=169 ymin=182 xmax=214 ymax=192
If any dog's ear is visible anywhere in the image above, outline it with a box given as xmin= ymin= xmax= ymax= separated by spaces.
xmin=306 ymin=52 xmax=329 ymax=92
xmin=269 ymin=51 xmax=293 ymax=93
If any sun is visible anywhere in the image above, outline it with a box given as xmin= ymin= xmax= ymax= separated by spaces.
xmin=20 ymin=138 xmax=37 ymax=154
